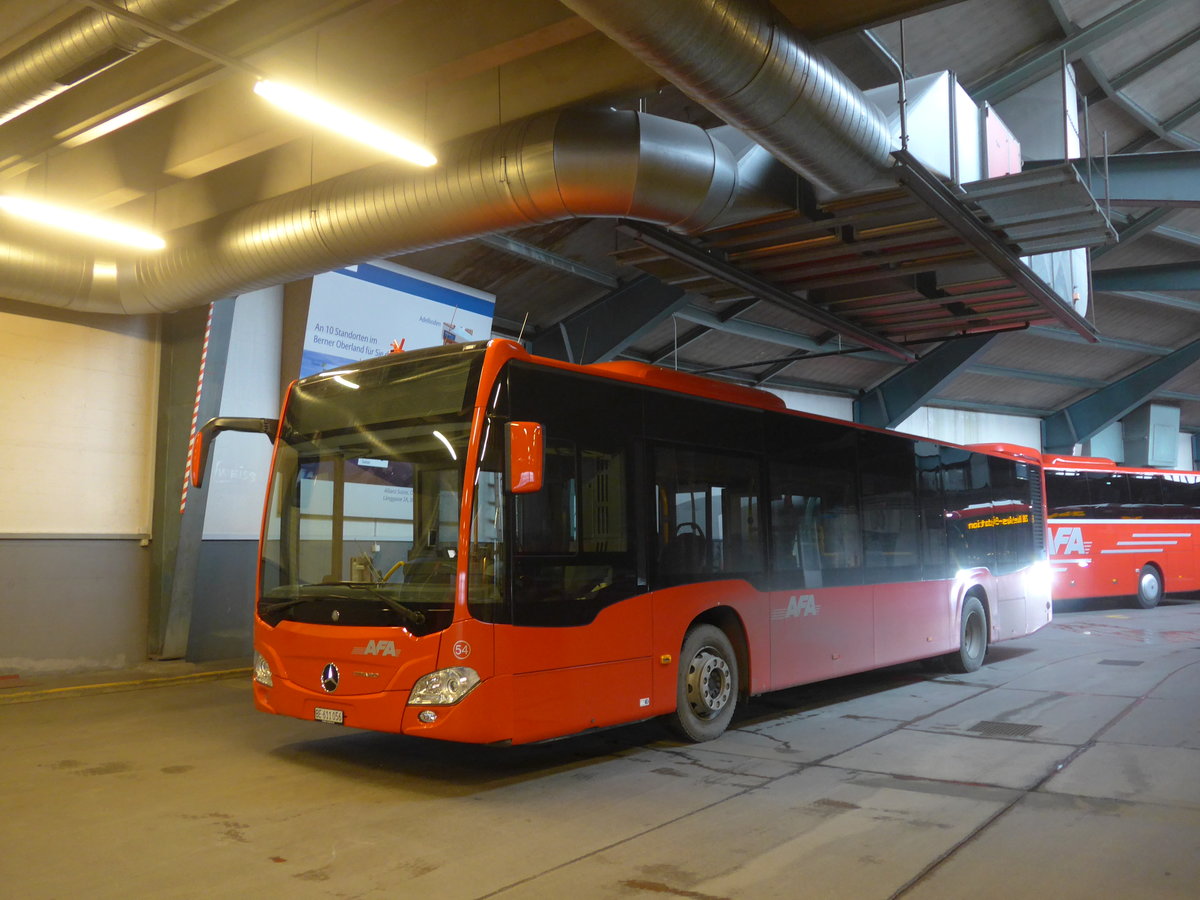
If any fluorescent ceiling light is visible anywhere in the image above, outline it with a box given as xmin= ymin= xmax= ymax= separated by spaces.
xmin=254 ymin=79 xmax=437 ymax=167
xmin=0 ymin=195 xmax=165 ymax=250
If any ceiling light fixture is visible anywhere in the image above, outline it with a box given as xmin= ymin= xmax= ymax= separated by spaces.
xmin=253 ymin=79 xmax=437 ymax=167
xmin=0 ymin=196 xmax=165 ymax=250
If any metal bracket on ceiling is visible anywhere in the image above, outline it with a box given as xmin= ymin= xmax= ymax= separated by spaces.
xmin=616 ymin=219 xmax=916 ymax=362
xmin=891 ymin=148 xmax=1099 ymax=343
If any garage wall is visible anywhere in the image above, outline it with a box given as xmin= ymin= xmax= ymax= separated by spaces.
xmin=770 ymin=386 xmax=1043 ymax=451
xmin=0 ymin=299 xmax=158 ymax=674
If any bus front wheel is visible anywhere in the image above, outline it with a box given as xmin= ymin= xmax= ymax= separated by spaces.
xmin=670 ymin=624 xmax=738 ymax=742
xmin=1135 ymin=565 xmax=1163 ymax=609
xmin=945 ymin=595 xmax=987 ymax=674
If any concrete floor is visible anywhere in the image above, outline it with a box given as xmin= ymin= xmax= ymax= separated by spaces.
xmin=3 ymin=600 xmax=1199 ymax=900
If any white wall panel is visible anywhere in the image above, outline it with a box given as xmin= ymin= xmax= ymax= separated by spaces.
xmin=767 ymin=387 xmax=854 ymax=420
xmin=0 ymin=303 xmax=158 ymax=534
xmin=895 ymin=406 xmax=1042 ymax=450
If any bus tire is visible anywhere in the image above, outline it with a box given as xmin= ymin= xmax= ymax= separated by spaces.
xmin=669 ymin=624 xmax=738 ymax=742
xmin=1135 ymin=565 xmax=1163 ymax=609
xmin=945 ymin=595 xmax=987 ymax=674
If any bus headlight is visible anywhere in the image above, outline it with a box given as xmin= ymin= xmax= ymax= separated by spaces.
xmin=1024 ymin=560 xmax=1054 ymax=596
xmin=409 ymin=667 xmax=480 ymax=705
xmin=253 ymin=651 xmax=274 ymax=687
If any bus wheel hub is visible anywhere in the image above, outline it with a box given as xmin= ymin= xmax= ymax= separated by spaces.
xmin=687 ymin=650 xmax=731 ymax=718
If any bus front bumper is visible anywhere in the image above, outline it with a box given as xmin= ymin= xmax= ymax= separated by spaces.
xmin=252 ymin=673 xmax=513 ymax=744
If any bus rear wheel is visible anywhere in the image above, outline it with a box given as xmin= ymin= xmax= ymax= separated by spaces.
xmin=670 ymin=624 xmax=738 ymax=742
xmin=945 ymin=595 xmax=987 ymax=674
xmin=1135 ymin=565 xmax=1163 ymax=609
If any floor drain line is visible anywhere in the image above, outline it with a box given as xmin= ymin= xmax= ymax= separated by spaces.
xmin=969 ymin=720 xmax=1041 ymax=738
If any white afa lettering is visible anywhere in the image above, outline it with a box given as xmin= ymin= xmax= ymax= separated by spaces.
xmin=785 ymin=594 xmax=820 ymax=618
xmin=352 ymin=640 xmax=398 ymax=657
xmin=1051 ymin=527 xmax=1087 ymax=556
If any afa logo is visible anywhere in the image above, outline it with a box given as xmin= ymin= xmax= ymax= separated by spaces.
xmin=352 ymin=640 xmax=398 ymax=657
xmin=1050 ymin=526 xmax=1090 ymax=556
xmin=784 ymin=594 xmax=820 ymax=618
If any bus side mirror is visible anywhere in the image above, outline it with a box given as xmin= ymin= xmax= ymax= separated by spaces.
xmin=189 ymin=430 xmax=208 ymax=489
xmin=506 ymin=421 xmax=544 ymax=494
xmin=190 ymin=416 xmax=279 ymax=489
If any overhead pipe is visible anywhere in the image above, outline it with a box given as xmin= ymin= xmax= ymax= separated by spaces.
xmin=560 ymin=0 xmax=896 ymax=196
xmin=0 ymin=0 xmax=236 ymax=124
xmin=0 ymin=109 xmax=781 ymax=314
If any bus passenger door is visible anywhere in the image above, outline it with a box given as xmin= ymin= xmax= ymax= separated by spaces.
xmin=495 ymin=436 xmax=651 ymax=742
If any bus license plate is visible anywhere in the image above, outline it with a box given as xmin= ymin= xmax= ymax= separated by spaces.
xmin=314 ymin=707 xmax=344 ymax=725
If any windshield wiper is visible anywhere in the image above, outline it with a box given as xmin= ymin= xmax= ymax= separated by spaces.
xmin=358 ymin=584 xmax=427 ymax=626
xmin=260 ymin=584 xmax=426 ymax=625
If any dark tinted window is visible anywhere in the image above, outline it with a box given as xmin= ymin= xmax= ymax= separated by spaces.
xmin=916 ymin=441 xmax=950 ymax=578
xmin=767 ymin=418 xmax=861 ymax=588
xmin=652 ymin=445 xmax=763 ymax=587
xmin=858 ymin=432 xmax=921 ymax=581
xmin=1047 ymin=468 xmax=1200 ymax=521
xmin=1126 ymin=473 xmax=1163 ymax=512
xmin=1160 ymin=473 xmax=1200 ymax=518
xmin=1045 ymin=470 xmax=1090 ymax=519
xmin=943 ymin=449 xmax=1036 ymax=574
xmin=496 ymin=365 xmax=641 ymax=627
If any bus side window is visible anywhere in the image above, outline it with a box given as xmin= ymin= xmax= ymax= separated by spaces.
xmin=511 ymin=441 xmax=636 ymax=626
xmin=916 ymin=441 xmax=950 ymax=578
xmin=652 ymin=445 xmax=763 ymax=587
xmin=857 ymin=432 xmax=921 ymax=581
xmin=514 ymin=440 xmax=578 ymax=554
xmin=768 ymin=458 xmax=861 ymax=588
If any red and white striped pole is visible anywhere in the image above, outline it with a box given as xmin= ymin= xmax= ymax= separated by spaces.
xmin=180 ymin=302 xmax=216 ymax=515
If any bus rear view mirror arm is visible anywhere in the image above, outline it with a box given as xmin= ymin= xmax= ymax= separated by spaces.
xmin=190 ymin=416 xmax=279 ymax=489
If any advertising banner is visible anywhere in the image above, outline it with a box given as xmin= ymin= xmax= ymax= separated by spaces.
xmin=300 ymin=259 xmax=495 ymax=377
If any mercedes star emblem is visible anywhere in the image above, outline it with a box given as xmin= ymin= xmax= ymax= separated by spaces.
xmin=320 ymin=662 xmax=339 ymax=693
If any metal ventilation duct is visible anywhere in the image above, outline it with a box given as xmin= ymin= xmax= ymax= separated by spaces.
xmin=0 ymin=109 xmax=784 ymax=314
xmin=0 ymin=0 xmax=236 ymax=124
xmin=560 ymin=0 xmax=895 ymax=196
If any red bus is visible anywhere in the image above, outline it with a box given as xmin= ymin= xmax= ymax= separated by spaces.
xmin=1043 ymin=454 xmax=1200 ymax=608
xmin=196 ymin=340 xmax=1052 ymax=744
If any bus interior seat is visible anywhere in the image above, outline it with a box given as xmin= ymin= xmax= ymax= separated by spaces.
xmin=659 ymin=531 xmax=708 ymax=579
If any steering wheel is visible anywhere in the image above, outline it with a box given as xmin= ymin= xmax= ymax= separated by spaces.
xmin=676 ymin=522 xmax=705 ymax=539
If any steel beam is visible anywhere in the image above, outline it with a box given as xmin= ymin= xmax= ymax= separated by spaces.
xmin=1092 ymin=24 xmax=1200 ymax=97
xmin=530 ymin=274 xmax=687 ymax=364
xmin=151 ymin=298 xmax=235 ymax=660
xmin=479 ymin=233 xmax=619 ymax=289
xmin=1091 ymin=208 xmax=1173 ymax=258
xmin=618 ymin=220 xmax=916 ymax=361
xmin=1036 ymin=151 xmax=1200 ymax=206
xmin=854 ymin=334 xmax=995 ymax=429
xmin=672 ymin=307 xmax=825 ymax=354
xmin=971 ymin=0 xmax=1172 ymax=104
xmin=1103 ymin=290 xmax=1200 ymax=314
xmin=1042 ymin=338 xmax=1200 ymax=452
xmin=1027 ymin=324 xmax=1168 ymax=356
xmin=1092 ymin=262 xmax=1200 ymax=292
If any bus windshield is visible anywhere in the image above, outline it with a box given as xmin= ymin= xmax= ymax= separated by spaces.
xmin=259 ymin=348 xmax=484 ymax=637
